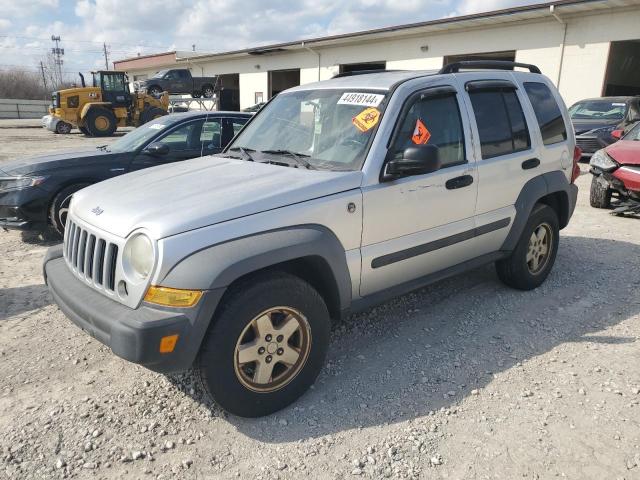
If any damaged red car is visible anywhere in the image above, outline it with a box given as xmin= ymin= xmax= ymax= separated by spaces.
xmin=589 ymin=121 xmax=640 ymax=215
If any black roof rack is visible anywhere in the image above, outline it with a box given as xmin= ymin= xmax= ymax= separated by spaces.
xmin=332 ymin=69 xmax=403 ymax=78
xmin=439 ymin=60 xmax=541 ymax=74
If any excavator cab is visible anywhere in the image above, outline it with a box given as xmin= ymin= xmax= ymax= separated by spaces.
xmin=92 ymin=71 xmax=132 ymax=108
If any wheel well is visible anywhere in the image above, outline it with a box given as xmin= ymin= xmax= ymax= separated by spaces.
xmin=222 ymin=256 xmax=343 ymax=321
xmin=47 ymin=181 xmax=94 ymax=225
xmin=537 ymin=191 xmax=570 ymax=229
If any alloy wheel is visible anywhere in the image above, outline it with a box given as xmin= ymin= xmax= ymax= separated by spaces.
xmin=526 ymin=222 xmax=553 ymax=274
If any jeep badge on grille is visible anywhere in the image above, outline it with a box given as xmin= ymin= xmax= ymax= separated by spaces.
xmin=91 ymin=206 xmax=104 ymax=216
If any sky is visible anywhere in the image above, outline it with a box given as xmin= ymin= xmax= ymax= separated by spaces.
xmin=0 ymin=0 xmax=541 ymax=78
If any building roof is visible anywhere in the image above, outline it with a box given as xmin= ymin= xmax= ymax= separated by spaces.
xmin=113 ymin=0 xmax=639 ymax=68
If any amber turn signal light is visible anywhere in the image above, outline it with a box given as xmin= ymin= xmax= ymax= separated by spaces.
xmin=159 ymin=334 xmax=179 ymax=353
xmin=144 ymin=286 xmax=203 ymax=308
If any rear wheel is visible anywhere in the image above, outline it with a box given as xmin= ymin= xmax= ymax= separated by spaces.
xmin=202 ymin=85 xmax=215 ymax=98
xmin=85 ymin=108 xmax=117 ymax=137
xmin=49 ymin=183 xmax=90 ymax=236
xmin=195 ymin=272 xmax=331 ymax=417
xmin=55 ymin=121 xmax=72 ymax=134
xmin=496 ymin=204 xmax=559 ymax=291
xmin=139 ymin=106 xmax=166 ymax=125
xmin=192 ymin=91 xmax=201 ymax=98
xmin=589 ymin=175 xmax=612 ymax=208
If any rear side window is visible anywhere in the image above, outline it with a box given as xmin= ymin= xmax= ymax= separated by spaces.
xmin=469 ymin=89 xmax=531 ymax=159
xmin=524 ymin=82 xmax=567 ymax=145
xmin=392 ymin=93 xmax=466 ymax=168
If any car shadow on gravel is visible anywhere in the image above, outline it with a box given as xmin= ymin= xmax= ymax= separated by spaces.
xmin=0 ymin=284 xmax=52 ymax=321
xmin=171 ymin=235 xmax=640 ymax=441
xmin=19 ymin=230 xmax=62 ymax=246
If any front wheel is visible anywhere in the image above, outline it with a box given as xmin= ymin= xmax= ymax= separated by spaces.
xmin=148 ymin=86 xmax=163 ymax=97
xmin=55 ymin=121 xmax=72 ymax=134
xmin=589 ymin=175 xmax=612 ymax=208
xmin=202 ymin=85 xmax=215 ymax=98
xmin=195 ymin=272 xmax=331 ymax=417
xmin=85 ymin=108 xmax=117 ymax=137
xmin=496 ymin=204 xmax=559 ymax=291
xmin=49 ymin=183 xmax=90 ymax=236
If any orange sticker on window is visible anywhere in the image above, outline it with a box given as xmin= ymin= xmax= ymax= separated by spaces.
xmin=352 ymin=107 xmax=380 ymax=133
xmin=412 ymin=118 xmax=431 ymax=145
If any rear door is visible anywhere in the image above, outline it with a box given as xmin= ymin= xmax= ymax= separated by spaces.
xmin=359 ymin=83 xmax=478 ymax=297
xmin=457 ymin=73 xmax=543 ymax=254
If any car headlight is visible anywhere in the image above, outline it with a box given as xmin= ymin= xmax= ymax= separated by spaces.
xmin=0 ymin=176 xmax=47 ymax=193
xmin=123 ymin=233 xmax=155 ymax=281
xmin=589 ymin=149 xmax=618 ymax=171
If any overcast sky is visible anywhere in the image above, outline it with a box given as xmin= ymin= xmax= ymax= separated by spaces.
xmin=1 ymin=0 xmax=539 ymax=76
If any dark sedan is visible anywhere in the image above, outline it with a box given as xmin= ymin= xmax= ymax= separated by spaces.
xmin=569 ymin=96 xmax=640 ymax=157
xmin=0 ymin=111 xmax=251 ymax=235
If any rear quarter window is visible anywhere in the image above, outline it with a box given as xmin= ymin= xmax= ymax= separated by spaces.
xmin=523 ymin=82 xmax=567 ymax=146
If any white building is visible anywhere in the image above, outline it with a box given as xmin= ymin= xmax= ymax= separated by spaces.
xmin=114 ymin=0 xmax=640 ymax=110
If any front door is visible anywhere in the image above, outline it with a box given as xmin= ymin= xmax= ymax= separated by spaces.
xmin=129 ymin=117 xmax=208 ymax=171
xmin=360 ymin=85 xmax=478 ymax=297
xmin=101 ymin=72 xmax=131 ymax=108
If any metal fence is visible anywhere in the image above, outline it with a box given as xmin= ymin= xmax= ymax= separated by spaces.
xmin=0 ymin=98 xmax=49 ymax=119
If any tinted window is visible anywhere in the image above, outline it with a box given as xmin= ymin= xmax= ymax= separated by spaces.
xmin=200 ymin=119 xmax=222 ymax=149
xmin=158 ymin=120 xmax=204 ymax=152
xmin=102 ymin=74 xmax=125 ymax=92
xmin=469 ymin=89 xmax=530 ymax=158
xmin=393 ymin=93 xmax=465 ymax=168
xmin=178 ymin=70 xmax=190 ymax=79
xmin=524 ymin=82 xmax=567 ymax=145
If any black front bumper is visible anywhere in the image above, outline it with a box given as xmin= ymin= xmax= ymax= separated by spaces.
xmin=44 ymin=245 xmax=224 ymax=373
xmin=0 ymin=188 xmax=50 ymax=231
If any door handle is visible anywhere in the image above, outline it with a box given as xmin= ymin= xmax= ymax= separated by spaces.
xmin=445 ymin=175 xmax=474 ymax=190
xmin=522 ymin=158 xmax=540 ymax=170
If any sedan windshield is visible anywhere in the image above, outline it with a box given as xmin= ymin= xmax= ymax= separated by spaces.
xmin=107 ymin=117 xmax=172 ymax=153
xmin=151 ymin=69 xmax=169 ymax=79
xmin=569 ymin=100 xmax=627 ymax=120
xmin=226 ymin=89 xmax=389 ymax=171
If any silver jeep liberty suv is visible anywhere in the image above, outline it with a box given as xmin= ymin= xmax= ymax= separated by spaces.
xmin=44 ymin=61 xmax=580 ymax=417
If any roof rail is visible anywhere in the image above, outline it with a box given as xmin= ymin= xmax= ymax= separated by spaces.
xmin=439 ymin=60 xmax=541 ymax=74
xmin=332 ymin=69 xmax=402 ymax=79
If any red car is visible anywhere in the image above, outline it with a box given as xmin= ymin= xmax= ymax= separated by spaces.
xmin=589 ymin=121 xmax=640 ymax=215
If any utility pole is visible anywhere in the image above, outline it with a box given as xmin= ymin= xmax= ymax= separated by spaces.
xmin=103 ymin=42 xmax=110 ymax=70
xmin=39 ymin=61 xmax=48 ymax=96
xmin=50 ymin=35 xmax=64 ymax=86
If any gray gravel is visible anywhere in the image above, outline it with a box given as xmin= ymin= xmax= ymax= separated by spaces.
xmin=1 ymin=122 xmax=639 ymax=479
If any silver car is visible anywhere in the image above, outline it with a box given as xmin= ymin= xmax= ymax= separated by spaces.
xmin=44 ymin=61 xmax=580 ymax=417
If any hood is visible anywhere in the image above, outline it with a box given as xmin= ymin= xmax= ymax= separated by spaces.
xmin=70 ymin=156 xmax=363 ymax=239
xmin=0 ymin=149 xmax=116 ymax=176
xmin=605 ymin=140 xmax=640 ymax=166
xmin=572 ymin=118 xmax=621 ymax=136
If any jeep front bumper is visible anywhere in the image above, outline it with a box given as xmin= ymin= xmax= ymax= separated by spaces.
xmin=44 ymin=245 xmax=224 ymax=373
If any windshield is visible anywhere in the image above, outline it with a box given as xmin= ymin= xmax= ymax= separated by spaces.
xmin=569 ymin=100 xmax=627 ymax=120
xmin=624 ymin=122 xmax=640 ymax=141
xmin=227 ymin=89 xmax=389 ymax=171
xmin=107 ymin=117 xmax=172 ymax=152
xmin=151 ymin=69 xmax=169 ymax=79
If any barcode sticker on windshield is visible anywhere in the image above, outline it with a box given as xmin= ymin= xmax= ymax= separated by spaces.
xmin=148 ymin=124 xmax=166 ymax=130
xmin=338 ymin=92 xmax=385 ymax=107
xmin=612 ymin=103 xmax=626 ymax=106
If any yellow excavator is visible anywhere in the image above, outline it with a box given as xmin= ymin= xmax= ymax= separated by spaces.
xmin=43 ymin=71 xmax=169 ymax=136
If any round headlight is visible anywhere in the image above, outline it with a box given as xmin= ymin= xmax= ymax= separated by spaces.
xmin=123 ymin=233 xmax=155 ymax=280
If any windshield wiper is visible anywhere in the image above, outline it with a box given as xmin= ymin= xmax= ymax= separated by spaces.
xmin=228 ymin=146 xmax=256 ymax=161
xmin=260 ymin=149 xmax=315 ymax=170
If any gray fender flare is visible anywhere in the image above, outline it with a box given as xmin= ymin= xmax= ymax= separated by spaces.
xmin=160 ymin=225 xmax=352 ymax=312
xmin=501 ymin=171 xmax=575 ymax=252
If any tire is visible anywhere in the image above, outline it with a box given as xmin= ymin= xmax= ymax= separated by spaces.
xmin=202 ymin=85 xmax=215 ymax=98
xmin=79 ymin=126 xmax=89 ymax=135
xmin=85 ymin=108 xmax=117 ymax=137
xmin=195 ymin=272 xmax=331 ymax=417
xmin=589 ymin=175 xmax=612 ymax=208
xmin=49 ymin=183 xmax=90 ymax=236
xmin=192 ymin=91 xmax=201 ymax=98
xmin=148 ymin=86 xmax=163 ymax=97
xmin=496 ymin=204 xmax=559 ymax=291
xmin=139 ymin=106 xmax=166 ymax=125
xmin=55 ymin=121 xmax=72 ymax=134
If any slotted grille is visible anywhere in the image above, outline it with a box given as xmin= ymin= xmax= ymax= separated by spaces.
xmin=575 ymin=137 xmax=601 ymax=153
xmin=63 ymin=219 xmax=119 ymax=292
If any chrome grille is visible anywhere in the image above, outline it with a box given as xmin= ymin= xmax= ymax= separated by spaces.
xmin=63 ymin=218 xmax=119 ymax=292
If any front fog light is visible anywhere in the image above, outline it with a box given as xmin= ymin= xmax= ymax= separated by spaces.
xmin=123 ymin=233 xmax=154 ymax=280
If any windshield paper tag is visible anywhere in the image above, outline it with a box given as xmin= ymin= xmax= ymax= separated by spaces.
xmin=412 ymin=119 xmax=431 ymax=144
xmin=148 ymin=124 xmax=165 ymax=130
xmin=353 ymin=107 xmax=380 ymax=132
xmin=338 ymin=92 xmax=385 ymax=107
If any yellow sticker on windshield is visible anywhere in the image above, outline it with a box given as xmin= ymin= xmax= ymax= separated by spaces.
xmin=352 ymin=107 xmax=380 ymax=133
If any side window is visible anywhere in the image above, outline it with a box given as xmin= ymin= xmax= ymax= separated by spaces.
xmin=200 ymin=118 xmax=222 ymax=149
xmin=158 ymin=120 xmax=204 ymax=152
xmin=469 ymin=88 xmax=531 ymax=159
xmin=178 ymin=70 xmax=190 ymax=79
xmin=231 ymin=118 xmax=247 ymax=136
xmin=523 ymin=82 xmax=567 ymax=145
xmin=392 ymin=93 xmax=466 ymax=168
xmin=102 ymin=74 xmax=125 ymax=92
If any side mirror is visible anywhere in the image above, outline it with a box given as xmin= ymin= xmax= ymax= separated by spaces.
xmin=144 ymin=142 xmax=170 ymax=156
xmin=385 ymin=145 xmax=441 ymax=178
xmin=611 ymin=129 xmax=624 ymax=140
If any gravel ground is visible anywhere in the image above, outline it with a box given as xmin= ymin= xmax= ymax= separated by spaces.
xmin=1 ymin=122 xmax=639 ymax=479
